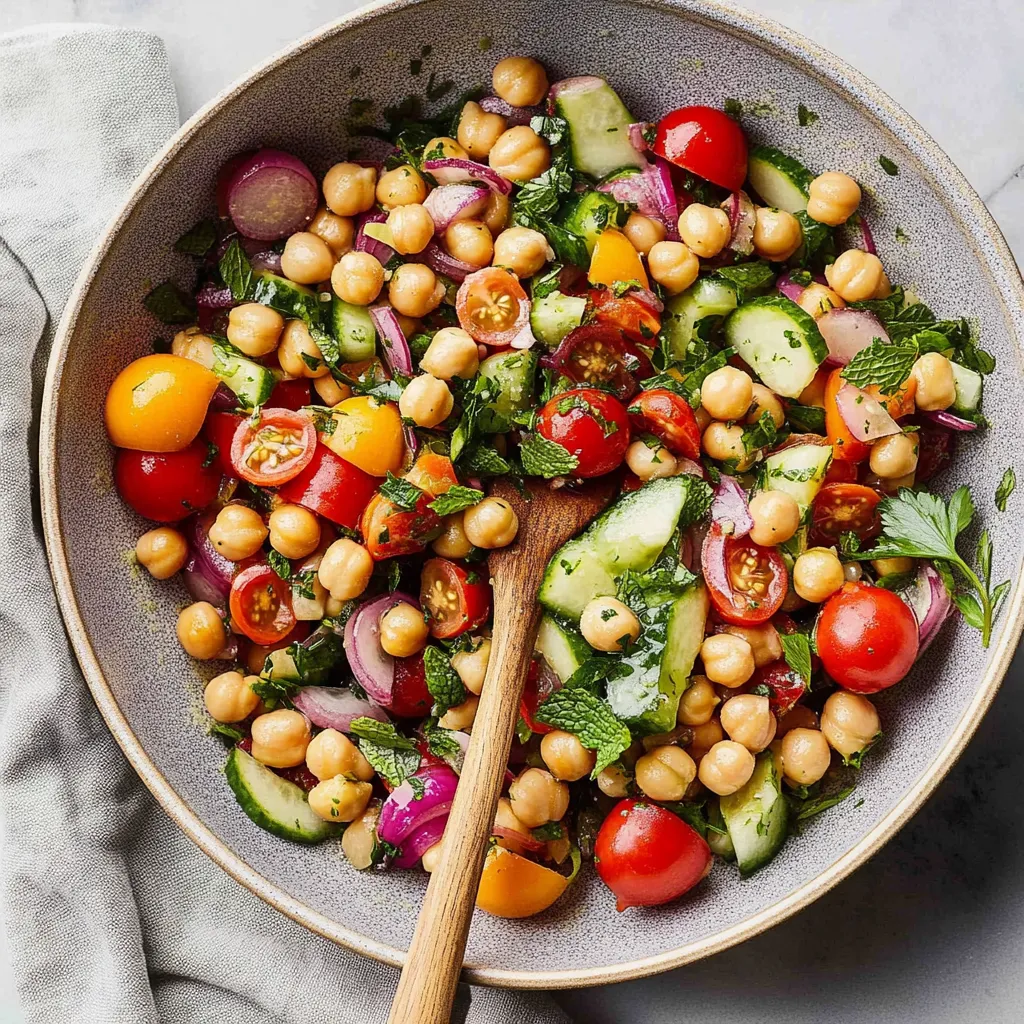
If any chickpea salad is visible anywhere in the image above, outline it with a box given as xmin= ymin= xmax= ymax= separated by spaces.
xmin=107 ymin=54 xmax=1014 ymax=917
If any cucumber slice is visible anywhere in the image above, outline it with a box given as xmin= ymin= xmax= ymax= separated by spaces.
xmin=719 ymin=750 xmax=789 ymax=875
xmin=661 ymin=277 xmax=739 ymax=360
xmin=747 ymin=146 xmax=813 ymax=214
xmin=225 ymin=747 xmax=340 ymax=844
xmin=530 ymin=291 xmax=587 ymax=347
xmin=560 ymin=190 xmax=627 ymax=256
xmin=211 ymin=340 xmax=276 ymax=409
xmin=552 ymin=77 xmax=646 ymax=179
xmin=252 ymin=271 xmax=320 ymax=322
xmin=478 ymin=350 xmax=538 ymax=431
xmin=761 ymin=442 xmax=833 ymax=509
xmin=706 ymin=800 xmax=736 ymax=861
xmin=535 ymin=614 xmax=591 ymax=683
xmin=950 ymin=361 xmax=983 ymax=413
xmin=331 ymin=297 xmax=377 ymax=363
xmin=723 ymin=296 xmax=827 ymax=399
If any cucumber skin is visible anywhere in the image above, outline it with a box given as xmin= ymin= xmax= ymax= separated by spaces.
xmin=252 ymin=271 xmax=320 ymax=321
xmin=720 ymin=750 xmax=789 ymax=876
xmin=553 ymin=78 xmax=646 ymax=180
xmin=747 ymin=145 xmax=813 ymax=213
xmin=662 ymin=277 xmax=739 ymax=360
xmin=530 ymin=292 xmax=586 ymax=347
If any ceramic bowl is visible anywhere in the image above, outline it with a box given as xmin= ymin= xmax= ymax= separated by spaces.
xmin=40 ymin=0 xmax=1024 ymax=989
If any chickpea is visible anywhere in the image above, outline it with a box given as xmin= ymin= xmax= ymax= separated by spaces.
xmin=342 ymin=804 xmax=380 ymax=869
xmin=389 ymin=263 xmax=445 ymax=318
xmin=678 ymin=203 xmax=732 ymax=258
xmin=625 ymin=439 xmax=677 ymax=481
xmin=866 ymin=469 xmax=915 ymax=494
xmin=452 ymin=638 xmax=490 ymax=696
xmin=635 ymin=745 xmax=696 ymax=802
xmin=793 ymin=547 xmax=845 ymax=603
xmin=722 ymin=625 xmax=783 ymax=672
xmin=492 ymin=55 xmax=549 ymax=107
xmin=250 ymin=709 xmax=311 ymax=768
xmin=481 ymin=192 xmax=510 ymax=235
xmin=323 ymin=161 xmax=377 ymax=217
xmin=444 ymin=218 xmax=494 ymax=268
xmin=171 ymin=328 xmax=215 ymax=369
xmin=305 ymin=727 xmax=374 ymax=782
xmin=463 ymin=496 xmax=518 ymax=549
xmin=379 ymin=601 xmax=429 ymax=657
xmin=780 ymin=728 xmax=831 ymax=786
xmin=647 ymin=241 xmax=700 ymax=294
xmin=386 ymin=203 xmax=435 ymax=255
xmin=268 ymin=504 xmax=320 ymax=560
xmin=509 ymin=768 xmax=569 ymax=828
xmin=796 ymin=282 xmax=845 ymax=319
xmin=540 ymin=730 xmax=596 ymax=782
xmin=869 ymin=432 xmax=919 ymax=479
xmin=700 ymin=633 xmax=755 ymax=688
xmin=331 ymin=251 xmax=385 ymax=306
xmin=824 ymin=249 xmax=885 ymax=303
xmin=874 ymin=271 xmax=893 ymax=299
xmin=421 ymin=841 xmax=444 ymax=872
xmin=439 ymin=694 xmax=480 ymax=730
xmin=807 ymin=171 xmax=861 ymax=226
xmin=423 ymin=135 xmax=467 ymax=161
xmin=746 ymin=383 xmax=786 ymax=430
xmin=227 ymin=303 xmax=285 ymax=357
xmin=799 ymin=370 xmax=828 ymax=408
xmin=820 ymin=691 xmax=880 ymax=761
xmin=399 ymin=373 xmax=454 ymax=428
xmin=911 ymin=352 xmax=956 ymax=411
xmin=278 ymin=319 xmax=328 ymax=378
xmin=622 ymin=212 xmax=666 ymax=255
xmin=308 ymin=776 xmax=372 ymax=822
xmin=419 ymin=327 xmax=480 ymax=381
xmin=580 ymin=596 xmax=641 ymax=653
xmin=597 ymin=763 xmax=630 ymax=798
xmin=376 ymin=164 xmax=428 ymax=209
xmin=678 ymin=675 xmax=720 ymax=726
xmin=748 ymin=489 xmax=801 ymax=547
xmin=457 ymin=101 xmax=507 ymax=160
xmin=753 ymin=207 xmax=803 ymax=261
xmin=775 ymin=704 xmax=819 ymax=737
xmin=701 ymin=366 xmax=754 ymax=422
xmin=204 ymin=670 xmax=259 ymax=723
xmin=688 ymin=718 xmax=724 ymax=762
xmin=317 ymin=538 xmax=373 ymax=600
xmin=695 ymin=405 xmax=713 ymax=432
xmin=432 ymin=512 xmax=475 ymax=559
xmin=292 ymin=573 xmax=328 ymax=622
xmin=494 ymin=796 xmax=531 ymax=853
xmin=208 ymin=504 xmax=268 ymax=561
xmin=492 ymin=226 xmax=551 ymax=277
xmin=843 ymin=561 xmax=864 ymax=583
xmin=871 ymin=556 xmax=915 ymax=577
xmin=702 ymin=421 xmax=752 ymax=469
xmin=489 ymin=125 xmax=550 ymax=182
xmin=308 ymin=205 xmax=354 ymax=258
xmin=698 ymin=740 xmax=756 ymax=796
xmin=314 ymin=374 xmax=350 ymax=407
xmin=281 ymin=231 xmax=334 ymax=285
xmin=720 ymin=694 xmax=777 ymax=753
xmin=135 ymin=527 xmax=188 ymax=579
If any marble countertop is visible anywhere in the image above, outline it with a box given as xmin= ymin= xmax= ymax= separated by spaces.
xmin=2 ymin=1 xmax=1023 ymax=1021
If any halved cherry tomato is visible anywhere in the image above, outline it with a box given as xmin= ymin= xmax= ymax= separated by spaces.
xmin=420 ymin=557 xmax=491 ymax=639
xmin=823 ymin=458 xmax=858 ymax=484
xmin=653 ymin=105 xmax=748 ymax=192
xmin=269 ymin=377 xmax=312 ymax=411
xmin=620 ymin=470 xmax=644 ymax=493
xmin=455 ymin=267 xmax=529 ymax=347
xmin=403 ymin=451 xmax=458 ymax=497
xmin=588 ymin=228 xmax=649 ymax=290
xmin=548 ymin=324 xmax=652 ymax=400
xmin=752 ymin=659 xmax=807 ymax=718
xmin=230 ymin=408 xmax=316 ymax=486
xmin=361 ymin=491 xmax=442 ymax=560
xmin=520 ymin=658 xmax=556 ymax=735
xmin=114 ymin=440 xmax=221 ymax=522
xmin=594 ymin=799 xmax=712 ymax=912
xmin=590 ymin=288 xmax=661 ymax=344
xmin=912 ymin=420 xmax=955 ymax=483
xmin=825 ymin=367 xmax=870 ymax=462
xmin=809 ymin=483 xmax=882 ymax=547
xmin=245 ymin=621 xmax=311 ymax=675
xmin=275 ymin=764 xmax=319 ymax=791
xmin=324 ymin=395 xmax=405 ymax=477
xmin=536 ymin=387 xmax=630 ymax=479
xmin=476 ymin=845 xmax=568 ymax=918
xmin=202 ymin=411 xmax=245 ymax=478
xmin=627 ymin=388 xmax=702 ymax=461
xmin=229 ymin=562 xmax=296 ymax=645
xmin=277 ymin=442 xmax=378 ymax=529
xmin=391 ymin=652 xmax=432 ymax=719
xmin=701 ymin=523 xmax=787 ymax=625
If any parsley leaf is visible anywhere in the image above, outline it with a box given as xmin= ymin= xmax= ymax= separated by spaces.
xmin=996 ymin=467 xmax=1016 ymax=512
xmin=379 ymin=471 xmax=423 ymax=512
xmin=428 ymin=485 xmax=484 ymax=516
xmin=422 ymin=645 xmax=466 ymax=716
xmin=218 ymin=238 xmax=254 ymax=302
xmin=779 ymin=632 xmax=812 ymax=687
xmin=174 ymin=218 xmax=218 ymax=257
xmin=840 ymin=337 xmax=919 ymax=394
xmin=535 ymin=688 xmax=632 ymax=775
xmin=143 ymin=282 xmax=196 ymax=324
xmin=529 ymin=113 xmax=568 ymax=147
xmin=742 ymin=409 xmax=778 ymax=454
xmin=519 ymin=433 xmax=579 ymax=478
xmin=797 ymin=103 xmax=819 ymax=127
xmin=268 ymin=550 xmax=292 ymax=581
xmin=512 ymin=145 xmax=573 ymax=221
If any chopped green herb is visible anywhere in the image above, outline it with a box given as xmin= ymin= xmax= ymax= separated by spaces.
xmin=267 ymin=550 xmax=292 ymax=581
xmin=422 ymin=644 xmax=466 ymax=717
xmin=218 ymin=238 xmax=253 ymax=302
xmin=143 ymin=282 xmax=196 ymax=325
xmin=428 ymin=485 xmax=484 ymax=516
xmin=174 ymin=218 xmax=218 ymax=257
xmin=996 ymin=467 xmax=1016 ymax=512
xmin=519 ymin=433 xmax=579 ymax=478
xmin=379 ymin=471 xmax=423 ymax=512
xmin=535 ymin=688 xmax=632 ymax=775
xmin=779 ymin=632 xmax=812 ymax=687
xmin=797 ymin=103 xmax=819 ymax=127
xmin=878 ymin=155 xmax=899 ymax=176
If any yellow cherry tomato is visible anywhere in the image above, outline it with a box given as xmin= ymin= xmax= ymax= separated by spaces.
xmin=104 ymin=354 xmax=219 ymax=452
xmin=588 ymin=228 xmax=650 ymax=290
xmin=476 ymin=845 xmax=569 ymax=918
xmin=324 ymin=395 xmax=404 ymax=476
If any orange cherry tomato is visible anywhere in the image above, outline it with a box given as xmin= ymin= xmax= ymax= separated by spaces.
xmin=404 ymin=451 xmax=458 ymax=497
xmin=864 ymin=377 xmax=917 ymax=420
xmin=455 ymin=267 xmax=530 ymax=347
xmin=229 ymin=409 xmax=316 ymax=486
xmin=824 ymin=367 xmax=870 ymax=462
xmin=476 ymin=845 xmax=569 ymax=918
xmin=324 ymin=395 xmax=404 ymax=477
xmin=809 ymin=482 xmax=882 ymax=547
xmin=229 ymin=563 xmax=296 ymax=645
xmin=105 ymin=354 xmax=219 ymax=452
xmin=590 ymin=287 xmax=661 ymax=343
xmin=360 ymin=492 xmax=441 ymax=560
xmin=588 ymin=228 xmax=649 ymax=290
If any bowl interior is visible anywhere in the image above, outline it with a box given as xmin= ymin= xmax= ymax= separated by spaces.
xmin=44 ymin=0 xmax=1024 ymax=986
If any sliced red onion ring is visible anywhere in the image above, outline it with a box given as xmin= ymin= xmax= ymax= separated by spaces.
xmin=368 ymin=305 xmax=413 ymax=376
xmin=478 ymin=95 xmax=543 ymax=126
xmin=898 ymin=563 xmax=955 ymax=651
xmin=291 ymin=686 xmax=389 ymax=732
xmin=422 ymin=158 xmax=512 ymax=196
xmin=643 ymin=158 xmax=681 ymax=240
xmin=354 ymin=210 xmax=394 ymax=265
xmin=596 ymin=171 xmax=660 ymax=219
xmin=836 ymin=383 xmax=902 ymax=441
xmin=410 ymin=240 xmax=476 ymax=283
xmin=625 ymin=286 xmax=664 ymax=314
xmin=919 ymin=410 xmax=978 ymax=432
xmin=342 ymin=592 xmax=419 ymax=706
xmin=209 ymin=383 xmax=239 ymax=411
xmin=196 ymin=281 xmax=234 ymax=312
xmin=378 ymin=762 xmax=459 ymax=854
xmin=628 ymin=121 xmax=653 ymax=152
xmin=842 ymin=213 xmax=877 ymax=256
xmin=393 ymin=816 xmax=447 ymax=869
xmin=722 ymin=190 xmax=756 ymax=256
xmin=224 ymin=149 xmax=318 ymax=241
xmin=183 ymin=512 xmax=235 ymax=604
xmin=492 ymin=825 xmax=545 ymax=853
xmin=775 ymin=270 xmax=806 ymax=303
xmin=422 ymin=184 xmax=489 ymax=233
xmin=711 ymin=476 xmax=753 ymax=538
xmin=818 ymin=308 xmax=890 ymax=366
xmin=509 ymin=321 xmax=538 ymax=350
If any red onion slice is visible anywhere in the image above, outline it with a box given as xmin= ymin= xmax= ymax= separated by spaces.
xmin=378 ymin=763 xmax=459 ymax=850
xmin=183 ymin=512 xmax=236 ymax=604
xmin=628 ymin=121 xmax=653 ymax=152
xmin=842 ymin=213 xmax=877 ymax=256
xmin=224 ymin=149 xmax=318 ymax=241
xmin=711 ymin=476 xmax=753 ymax=538
xmin=342 ymin=592 xmax=419 ymax=706
xmin=643 ymin=158 xmax=681 ymax=240
xmin=478 ymin=95 xmax=543 ymax=126
xmin=722 ymin=190 xmax=756 ymax=256
xmin=818 ymin=308 xmax=890 ymax=366
xmin=422 ymin=184 xmax=489 ymax=233
xmin=368 ymin=305 xmax=413 ymax=376
xmin=410 ymin=240 xmax=476 ymax=283
xmin=291 ymin=686 xmax=389 ymax=732
xmin=492 ymin=825 xmax=545 ymax=853
xmin=919 ymin=410 xmax=978 ymax=432
xmin=196 ymin=281 xmax=235 ymax=312
xmin=354 ymin=210 xmax=394 ymax=265
xmin=835 ymin=383 xmax=902 ymax=441
xmin=625 ymin=286 xmax=664 ymax=314
xmin=775 ymin=271 xmax=806 ymax=303
xmin=898 ymin=563 xmax=955 ymax=651
xmin=596 ymin=171 xmax=660 ymax=219
xmin=393 ymin=817 xmax=448 ymax=869
xmin=422 ymin=158 xmax=512 ymax=196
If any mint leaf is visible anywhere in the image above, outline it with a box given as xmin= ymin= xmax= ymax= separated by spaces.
xmin=779 ymin=632 xmax=812 ymax=687
xmin=996 ymin=466 xmax=1016 ymax=512
xmin=357 ymin=740 xmax=421 ymax=788
xmin=459 ymin=444 xmax=510 ymax=476
xmin=787 ymin=784 xmax=855 ymax=822
xmin=841 ymin=337 xmax=918 ymax=394
xmin=422 ymin=645 xmax=466 ymax=717
xmin=713 ymin=261 xmax=775 ymax=303
xmin=349 ymin=717 xmax=417 ymax=750
xmin=218 ymin=238 xmax=254 ymax=302
xmin=268 ymin=549 xmax=292 ymax=581
xmin=786 ymin=402 xmax=826 ymax=434
xmin=742 ymin=409 xmax=778 ymax=454
xmin=174 ymin=218 xmax=218 ymax=257
xmin=535 ymin=688 xmax=631 ymax=775
xmin=428 ymin=485 xmax=484 ymax=516
xmin=143 ymin=281 xmax=196 ymax=324
xmin=379 ymin=471 xmax=422 ymax=512
xmin=519 ymin=433 xmax=579 ymax=478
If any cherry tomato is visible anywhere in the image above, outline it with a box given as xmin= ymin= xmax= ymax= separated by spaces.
xmin=590 ymin=288 xmax=661 ymax=344
xmin=403 ymin=451 xmax=458 ymax=497
xmin=620 ymin=470 xmax=644 ymax=493
xmin=520 ymin=658 xmax=556 ymax=735
xmin=455 ymin=267 xmax=530 ymax=347
xmin=105 ymin=354 xmax=219 ymax=452
xmin=269 ymin=377 xmax=312 ymax=411
xmin=420 ymin=557 xmax=492 ymax=639
xmin=816 ymin=581 xmax=919 ymax=693
xmin=230 ymin=408 xmax=316 ymax=486
xmin=536 ymin=387 xmax=630 ymax=478
xmin=627 ymin=388 xmax=702 ymax=461
xmin=391 ymin=652 xmax=432 ymax=719
xmin=361 ymin=491 xmax=441 ymax=560
xmin=825 ymin=368 xmax=870 ymax=462
xmin=864 ymin=378 xmax=917 ymax=420
xmin=751 ymin=659 xmax=807 ymax=717
xmin=323 ymin=395 xmax=405 ymax=477
xmin=202 ymin=411 xmax=245 ymax=478
xmin=588 ymin=228 xmax=649 ymax=290
xmin=809 ymin=482 xmax=882 ymax=548
xmin=476 ymin=846 xmax=568 ymax=918
xmin=275 ymin=764 xmax=318 ymax=791
xmin=653 ymin=105 xmax=748 ymax=192
xmin=701 ymin=523 xmax=787 ymax=625
xmin=114 ymin=440 xmax=220 ymax=522
xmin=277 ymin=442 xmax=378 ymax=529
xmin=229 ymin=563 xmax=297 ymax=645
xmin=548 ymin=324 xmax=652 ymax=400
xmin=823 ymin=458 xmax=858 ymax=484
xmin=913 ymin=421 xmax=955 ymax=483
xmin=594 ymin=799 xmax=712 ymax=912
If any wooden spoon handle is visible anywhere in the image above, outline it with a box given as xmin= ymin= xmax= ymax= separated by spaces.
xmin=387 ymin=578 xmax=541 ymax=1024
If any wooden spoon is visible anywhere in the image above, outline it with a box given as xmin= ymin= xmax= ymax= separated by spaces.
xmin=387 ymin=475 xmax=615 ymax=1024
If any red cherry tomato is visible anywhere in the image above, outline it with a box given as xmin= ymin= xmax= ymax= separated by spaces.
xmin=913 ymin=421 xmax=956 ymax=483
xmin=701 ymin=523 xmax=787 ymax=625
xmin=275 ymin=764 xmax=319 ymax=791
xmin=520 ymin=658 xmax=557 ymax=735
xmin=809 ymin=483 xmax=882 ymax=547
xmin=276 ymin=442 xmax=378 ymax=529
xmin=202 ymin=411 xmax=245 ymax=478
xmin=391 ymin=652 xmax=433 ymax=719
xmin=548 ymin=324 xmax=652 ymax=400
xmin=589 ymin=288 xmax=662 ymax=344
xmin=114 ymin=440 xmax=220 ymax=522
xmin=455 ymin=267 xmax=530 ymax=347
xmin=825 ymin=368 xmax=871 ymax=463
xmin=652 ymin=105 xmax=748 ymax=192
xmin=229 ymin=563 xmax=297 ymax=645
xmin=420 ymin=558 xmax=492 ymax=640
xmin=816 ymin=581 xmax=920 ymax=693
xmin=361 ymin=492 xmax=441 ymax=560
xmin=536 ymin=387 xmax=630 ymax=479
xmin=268 ymin=377 xmax=312 ymax=411
xmin=751 ymin=659 xmax=808 ymax=717
xmin=823 ymin=458 xmax=858 ymax=484
xmin=230 ymin=408 xmax=316 ymax=486
xmin=627 ymin=388 xmax=702 ymax=461
xmin=594 ymin=799 xmax=712 ymax=912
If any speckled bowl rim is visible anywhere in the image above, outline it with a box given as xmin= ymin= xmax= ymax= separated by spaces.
xmin=38 ymin=0 xmax=1024 ymax=990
